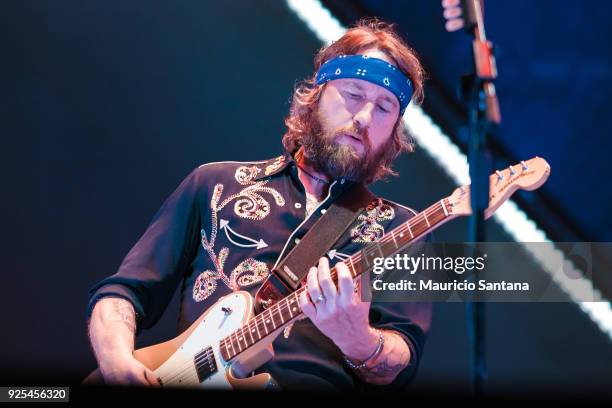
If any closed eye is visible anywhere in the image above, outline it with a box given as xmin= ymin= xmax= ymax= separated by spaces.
xmin=377 ymin=104 xmax=390 ymax=113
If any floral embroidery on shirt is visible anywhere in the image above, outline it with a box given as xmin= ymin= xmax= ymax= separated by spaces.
xmin=350 ymin=198 xmax=395 ymax=243
xmin=264 ymin=155 xmax=286 ymax=175
xmin=209 ymin=165 xmax=285 ymax=221
xmin=235 ymin=165 xmax=262 ymax=185
xmin=194 ymin=225 xmax=271 ymax=301
xmin=193 ymin=271 xmax=219 ymax=302
xmin=193 ymin=242 xmax=230 ymax=302
xmin=230 ymin=258 xmax=269 ymax=288
xmin=193 ymin=162 xmax=282 ymax=302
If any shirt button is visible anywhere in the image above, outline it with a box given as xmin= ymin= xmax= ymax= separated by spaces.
xmin=321 ymin=209 xmax=327 ymax=214
xmin=294 ymin=203 xmax=302 ymax=209
xmin=294 ymin=238 xmax=300 ymax=244
xmin=340 ymin=178 xmax=346 ymax=184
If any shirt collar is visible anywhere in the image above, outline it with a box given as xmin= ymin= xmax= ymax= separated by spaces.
xmin=253 ymin=152 xmax=294 ymax=181
xmin=253 ymin=151 xmax=359 ymax=196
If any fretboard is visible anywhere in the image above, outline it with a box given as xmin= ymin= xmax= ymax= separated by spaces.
xmin=219 ymin=197 xmax=452 ymax=361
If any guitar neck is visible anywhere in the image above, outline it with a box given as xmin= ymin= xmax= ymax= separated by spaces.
xmin=219 ymin=197 xmax=455 ymax=362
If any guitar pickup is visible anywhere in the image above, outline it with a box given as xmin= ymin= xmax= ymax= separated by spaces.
xmin=194 ymin=346 xmax=218 ymax=383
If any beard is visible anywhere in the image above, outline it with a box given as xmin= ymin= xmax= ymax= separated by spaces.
xmin=300 ymin=109 xmax=395 ymax=184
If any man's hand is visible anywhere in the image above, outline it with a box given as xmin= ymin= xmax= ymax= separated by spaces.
xmin=298 ymin=257 xmax=379 ymax=360
xmin=98 ymin=352 xmax=159 ymax=386
xmin=298 ymin=257 xmax=411 ymax=385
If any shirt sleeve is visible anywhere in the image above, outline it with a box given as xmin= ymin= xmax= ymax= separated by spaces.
xmin=86 ymin=168 xmax=204 ymax=332
xmin=362 ymin=300 xmax=432 ymax=390
xmin=356 ymin=232 xmax=435 ymax=391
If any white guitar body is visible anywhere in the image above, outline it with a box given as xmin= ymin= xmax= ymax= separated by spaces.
xmin=86 ymin=291 xmax=283 ymax=390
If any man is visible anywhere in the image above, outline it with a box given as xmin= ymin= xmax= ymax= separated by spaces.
xmin=87 ymin=18 xmax=432 ymax=391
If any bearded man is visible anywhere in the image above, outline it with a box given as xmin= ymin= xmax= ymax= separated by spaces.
xmin=86 ymin=18 xmax=432 ymax=391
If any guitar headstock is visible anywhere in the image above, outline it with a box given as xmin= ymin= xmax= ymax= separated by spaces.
xmin=447 ymin=157 xmax=551 ymax=219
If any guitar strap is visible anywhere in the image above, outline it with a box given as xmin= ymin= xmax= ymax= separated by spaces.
xmin=254 ymin=182 xmax=374 ymax=314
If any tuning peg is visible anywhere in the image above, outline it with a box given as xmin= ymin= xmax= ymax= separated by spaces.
xmin=508 ymin=165 xmax=516 ymax=176
xmin=521 ymin=160 xmax=528 ymax=170
xmin=495 ymin=170 xmax=504 ymax=181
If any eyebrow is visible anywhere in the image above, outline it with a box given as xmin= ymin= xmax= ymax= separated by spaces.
xmin=345 ymin=80 xmax=398 ymax=108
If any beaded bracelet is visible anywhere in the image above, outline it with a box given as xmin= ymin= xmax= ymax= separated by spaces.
xmin=343 ymin=330 xmax=385 ymax=370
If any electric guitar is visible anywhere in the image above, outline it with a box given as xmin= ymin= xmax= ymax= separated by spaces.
xmin=84 ymin=157 xmax=550 ymax=389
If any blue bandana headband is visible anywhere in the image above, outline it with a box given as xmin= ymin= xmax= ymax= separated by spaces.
xmin=315 ymin=54 xmax=413 ymax=114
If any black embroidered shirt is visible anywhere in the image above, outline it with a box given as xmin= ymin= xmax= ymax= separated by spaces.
xmin=87 ymin=152 xmax=432 ymax=391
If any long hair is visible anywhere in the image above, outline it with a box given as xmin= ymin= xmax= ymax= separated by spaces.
xmin=282 ymin=18 xmax=425 ymax=183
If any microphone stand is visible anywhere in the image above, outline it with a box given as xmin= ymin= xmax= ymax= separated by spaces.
xmin=447 ymin=0 xmax=502 ymax=395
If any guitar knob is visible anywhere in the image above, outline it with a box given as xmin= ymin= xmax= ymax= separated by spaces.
xmin=221 ymin=307 xmax=233 ymax=315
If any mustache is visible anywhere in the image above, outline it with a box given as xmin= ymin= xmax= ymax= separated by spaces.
xmin=333 ymin=125 xmax=370 ymax=147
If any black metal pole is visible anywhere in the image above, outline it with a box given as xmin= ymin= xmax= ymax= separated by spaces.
xmin=445 ymin=0 xmax=502 ymax=395
xmin=466 ymin=85 xmax=490 ymax=394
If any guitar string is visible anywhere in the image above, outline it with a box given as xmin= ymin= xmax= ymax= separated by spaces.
xmin=158 ymin=201 xmax=450 ymax=384
xmin=160 ymin=348 xmax=216 ymax=385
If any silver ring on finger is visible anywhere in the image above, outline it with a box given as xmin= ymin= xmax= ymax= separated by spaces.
xmin=315 ymin=294 xmax=326 ymax=304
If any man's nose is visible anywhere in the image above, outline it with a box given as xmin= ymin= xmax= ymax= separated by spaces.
xmin=353 ymin=101 xmax=375 ymax=130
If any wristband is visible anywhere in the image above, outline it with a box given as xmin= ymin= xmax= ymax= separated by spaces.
xmin=343 ymin=330 xmax=385 ymax=370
